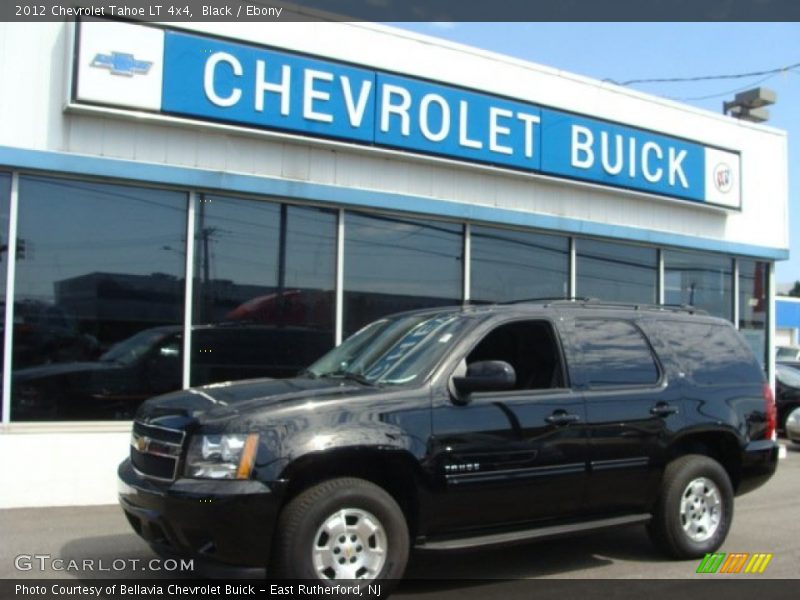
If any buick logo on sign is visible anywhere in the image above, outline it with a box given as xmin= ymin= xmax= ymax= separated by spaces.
xmin=91 ymin=52 xmax=152 ymax=77
xmin=714 ymin=163 xmax=733 ymax=194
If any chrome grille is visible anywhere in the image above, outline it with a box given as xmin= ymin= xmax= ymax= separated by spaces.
xmin=130 ymin=421 xmax=186 ymax=481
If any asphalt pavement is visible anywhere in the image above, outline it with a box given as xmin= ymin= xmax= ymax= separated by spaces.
xmin=2 ymin=443 xmax=798 ymax=594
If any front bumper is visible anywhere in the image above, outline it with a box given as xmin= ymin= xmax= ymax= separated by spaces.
xmin=118 ymin=458 xmax=286 ymax=567
xmin=736 ymin=439 xmax=779 ymax=495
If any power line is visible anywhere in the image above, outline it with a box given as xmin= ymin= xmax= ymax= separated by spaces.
xmin=669 ymin=73 xmax=779 ymax=102
xmin=608 ymin=60 xmax=800 ymax=87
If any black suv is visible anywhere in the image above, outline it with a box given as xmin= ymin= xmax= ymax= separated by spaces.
xmin=118 ymin=301 xmax=778 ymax=584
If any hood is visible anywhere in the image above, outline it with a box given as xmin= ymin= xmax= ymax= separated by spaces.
xmin=13 ymin=361 xmax=117 ymax=381
xmin=136 ymin=376 xmax=377 ymax=424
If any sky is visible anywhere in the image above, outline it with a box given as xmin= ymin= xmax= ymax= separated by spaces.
xmin=392 ymin=22 xmax=800 ymax=287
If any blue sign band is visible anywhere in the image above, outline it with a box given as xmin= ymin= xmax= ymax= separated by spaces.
xmin=162 ymin=32 xmax=376 ymax=142
xmin=160 ymin=30 xmax=718 ymax=205
xmin=540 ymin=109 xmax=705 ymax=201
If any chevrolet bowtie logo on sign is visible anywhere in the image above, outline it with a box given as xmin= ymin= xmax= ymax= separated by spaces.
xmin=696 ymin=552 xmax=773 ymax=574
xmin=91 ymin=52 xmax=152 ymax=77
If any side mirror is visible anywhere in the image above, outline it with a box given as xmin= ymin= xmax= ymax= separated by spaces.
xmin=452 ymin=360 xmax=516 ymax=398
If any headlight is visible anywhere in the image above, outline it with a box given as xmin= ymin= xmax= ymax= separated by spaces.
xmin=185 ymin=433 xmax=259 ymax=479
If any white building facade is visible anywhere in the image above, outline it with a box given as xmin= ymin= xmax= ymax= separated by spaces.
xmin=0 ymin=19 xmax=789 ymax=507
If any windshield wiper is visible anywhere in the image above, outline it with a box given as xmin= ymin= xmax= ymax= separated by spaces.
xmin=340 ymin=371 xmax=374 ymax=386
xmin=313 ymin=370 xmax=374 ymax=385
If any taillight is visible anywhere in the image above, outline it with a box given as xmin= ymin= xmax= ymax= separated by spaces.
xmin=763 ymin=383 xmax=777 ymax=441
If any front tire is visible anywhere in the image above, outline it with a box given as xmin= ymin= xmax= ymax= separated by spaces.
xmin=648 ymin=454 xmax=734 ymax=559
xmin=271 ymin=477 xmax=409 ymax=584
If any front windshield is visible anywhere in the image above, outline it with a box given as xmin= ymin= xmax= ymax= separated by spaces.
xmin=100 ymin=329 xmax=172 ymax=366
xmin=306 ymin=312 xmax=469 ymax=385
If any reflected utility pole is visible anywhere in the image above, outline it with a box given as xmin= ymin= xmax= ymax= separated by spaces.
xmin=277 ymin=204 xmax=288 ymax=326
xmin=196 ymin=196 xmax=218 ymax=321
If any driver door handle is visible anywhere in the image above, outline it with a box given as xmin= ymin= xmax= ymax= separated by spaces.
xmin=650 ymin=402 xmax=679 ymax=417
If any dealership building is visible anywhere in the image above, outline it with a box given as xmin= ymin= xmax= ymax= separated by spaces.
xmin=0 ymin=19 xmax=789 ymax=507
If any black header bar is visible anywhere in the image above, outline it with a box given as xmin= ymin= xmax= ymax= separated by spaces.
xmin=4 ymin=0 xmax=800 ymax=22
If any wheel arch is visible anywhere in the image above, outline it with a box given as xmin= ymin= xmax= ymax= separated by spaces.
xmin=666 ymin=429 xmax=744 ymax=492
xmin=277 ymin=447 xmax=424 ymax=539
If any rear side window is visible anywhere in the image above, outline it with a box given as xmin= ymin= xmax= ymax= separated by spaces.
xmin=574 ymin=319 xmax=659 ymax=387
xmin=654 ymin=320 xmax=762 ymax=385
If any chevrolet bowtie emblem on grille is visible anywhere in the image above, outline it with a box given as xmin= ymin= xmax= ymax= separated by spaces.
xmin=91 ymin=52 xmax=152 ymax=77
xmin=134 ymin=435 xmax=149 ymax=453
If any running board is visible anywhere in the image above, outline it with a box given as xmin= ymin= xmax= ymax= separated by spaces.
xmin=416 ymin=514 xmax=651 ymax=551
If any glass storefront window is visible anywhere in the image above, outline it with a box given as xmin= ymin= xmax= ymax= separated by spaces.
xmin=576 ymin=239 xmax=658 ymax=304
xmin=191 ymin=197 xmax=336 ymax=386
xmin=0 ymin=173 xmax=10 ymax=421
xmin=1 ymin=171 xmax=767 ymax=419
xmin=10 ymin=176 xmax=187 ymax=421
xmin=738 ymin=259 xmax=769 ymax=367
xmin=470 ymin=225 xmax=569 ymax=303
xmin=0 ymin=173 xmax=10 ymax=298
xmin=664 ymin=250 xmax=733 ymax=319
xmin=344 ymin=212 xmax=463 ymax=336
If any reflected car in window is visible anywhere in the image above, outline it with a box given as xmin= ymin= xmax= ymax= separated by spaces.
xmin=11 ymin=324 xmax=332 ymax=421
xmin=0 ymin=300 xmax=99 ymax=369
xmin=776 ymin=346 xmax=800 ymax=362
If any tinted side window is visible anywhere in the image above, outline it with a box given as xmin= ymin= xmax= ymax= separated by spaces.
xmin=654 ymin=320 xmax=763 ymax=386
xmin=467 ymin=320 xmax=565 ymax=390
xmin=574 ymin=319 xmax=659 ymax=387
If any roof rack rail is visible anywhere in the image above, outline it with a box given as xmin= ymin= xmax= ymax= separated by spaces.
xmin=656 ymin=303 xmax=708 ymax=315
xmin=569 ymin=300 xmax=708 ymax=315
xmin=499 ymin=297 xmax=708 ymax=315
xmin=499 ymin=297 xmax=595 ymax=305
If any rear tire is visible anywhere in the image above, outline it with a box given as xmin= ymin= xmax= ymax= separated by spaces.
xmin=271 ymin=477 xmax=409 ymax=588
xmin=648 ymin=454 xmax=734 ymax=559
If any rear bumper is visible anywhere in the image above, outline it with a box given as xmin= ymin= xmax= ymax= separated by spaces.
xmin=118 ymin=458 xmax=286 ymax=567
xmin=736 ymin=439 xmax=779 ymax=496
